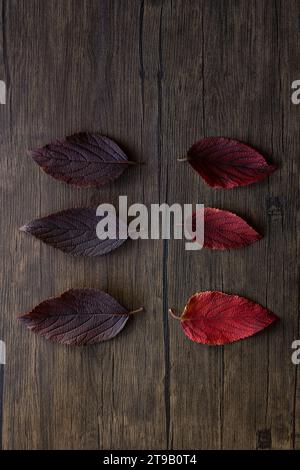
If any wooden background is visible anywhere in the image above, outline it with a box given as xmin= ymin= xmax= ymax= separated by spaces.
xmin=0 ymin=0 xmax=299 ymax=450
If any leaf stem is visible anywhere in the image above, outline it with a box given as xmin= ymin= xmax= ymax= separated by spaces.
xmin=128 ymin=307 xmax=144 ymax=315
xmin=168 ymin=308 xmax=182 ymax=321
xmin=62 ymin=160 xmax=144 ymax=165
xmin=126 ymin=161 xmax=145 ymax=165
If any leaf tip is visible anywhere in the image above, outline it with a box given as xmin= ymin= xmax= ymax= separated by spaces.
xmin=18 ymin=313 xmax=29 ymax=323
xmin=19 ymin=224 xmax=28 ymax=233
xmin=27 ymin=147 xmax=40 ymax=158
xmin=269 ymin=164 xmax=278 ymax=174
xmin=269 ymin=310 xmax=279 ymax=324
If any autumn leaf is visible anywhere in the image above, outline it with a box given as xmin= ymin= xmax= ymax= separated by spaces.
xmin=19 ymin=289 xmax=143 ymax=346
xmin=30 ymin=132 xmax=137 ymax=187
xmin=20 ymin=208 xmax=127 ymax=256
xmin=179 ymin=137 xmax=276 ymax=188
xmin=188 ymin=207 xmax=262 ymax=250
xmin=169 ymin=291 xmax=278 ymax=345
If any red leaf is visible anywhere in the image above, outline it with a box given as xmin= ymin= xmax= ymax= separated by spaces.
xmin=184 ymin=137 xmax=276 ymax=188
xmin=20 ymin=208 xmax=127 ymax=256
xmin=30 ymin=133 xmax=135 ymax=187
xmin=190 ymin=207 xmax=262 ymax=249
xmin=169 ymin=291 xmax=278 ymax=345
xmin=19 ymin=289 xmax=143 ymax=346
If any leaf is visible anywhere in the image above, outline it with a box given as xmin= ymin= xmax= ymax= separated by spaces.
xmin=189 ymin=207 xmax=262 ymax=249
xmin=20 ymin=208 xmax=127 ymax=256
xmin=180 ymin=137 xmax=277 ymax=188
xmin=19 ymin=289 xmax=143 ymax=345
xmin=169 ymin=291 xmax=278 ymax=345
xmin=30 ymin=132 xmax=136 ymax=187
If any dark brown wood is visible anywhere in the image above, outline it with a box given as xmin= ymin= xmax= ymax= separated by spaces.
xmin=0 ymin=0 xmax=299 ymax=450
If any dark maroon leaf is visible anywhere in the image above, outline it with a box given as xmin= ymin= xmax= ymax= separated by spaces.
xmin=19 ymin=289 xmax=143 ymax=345
xmin=30 ymin=133 xmax=136 ymax=187
xmin=181 ymin=137 xmax=277 ymax=188
xmin=20 ymin=208 xmax=127 ymax=256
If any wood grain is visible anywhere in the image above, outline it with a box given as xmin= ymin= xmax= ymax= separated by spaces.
xmin=0 ymin=0 xmax=299 ymax=450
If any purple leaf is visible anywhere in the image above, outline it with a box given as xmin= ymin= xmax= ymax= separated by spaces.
xmin=30 ymin=133 xmax=135 ymax=187
xmin=19 ymin=289 xmax=143 ymax=346
xmin=20 ymin=208 xmax=127 ymax=256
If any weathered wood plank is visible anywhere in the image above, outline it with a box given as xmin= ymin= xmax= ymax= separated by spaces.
xmin=0 ymin=0 xmax=11 ymax=451
xmin=276 ymin=0 xmax=300 ymax=450
xmin=161 ymin=0 xmax=222 ymax=449
xmin=0 ymin=0 xmax=299 ymax=450
xmin=1 ymin=0 xmax=166 ymax=450
xmin=163 ymin=0 xmax=299 ymax=450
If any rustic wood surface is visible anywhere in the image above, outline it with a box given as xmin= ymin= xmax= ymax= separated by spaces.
xmin=0 ymin=0 xmax=299 ymax=450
